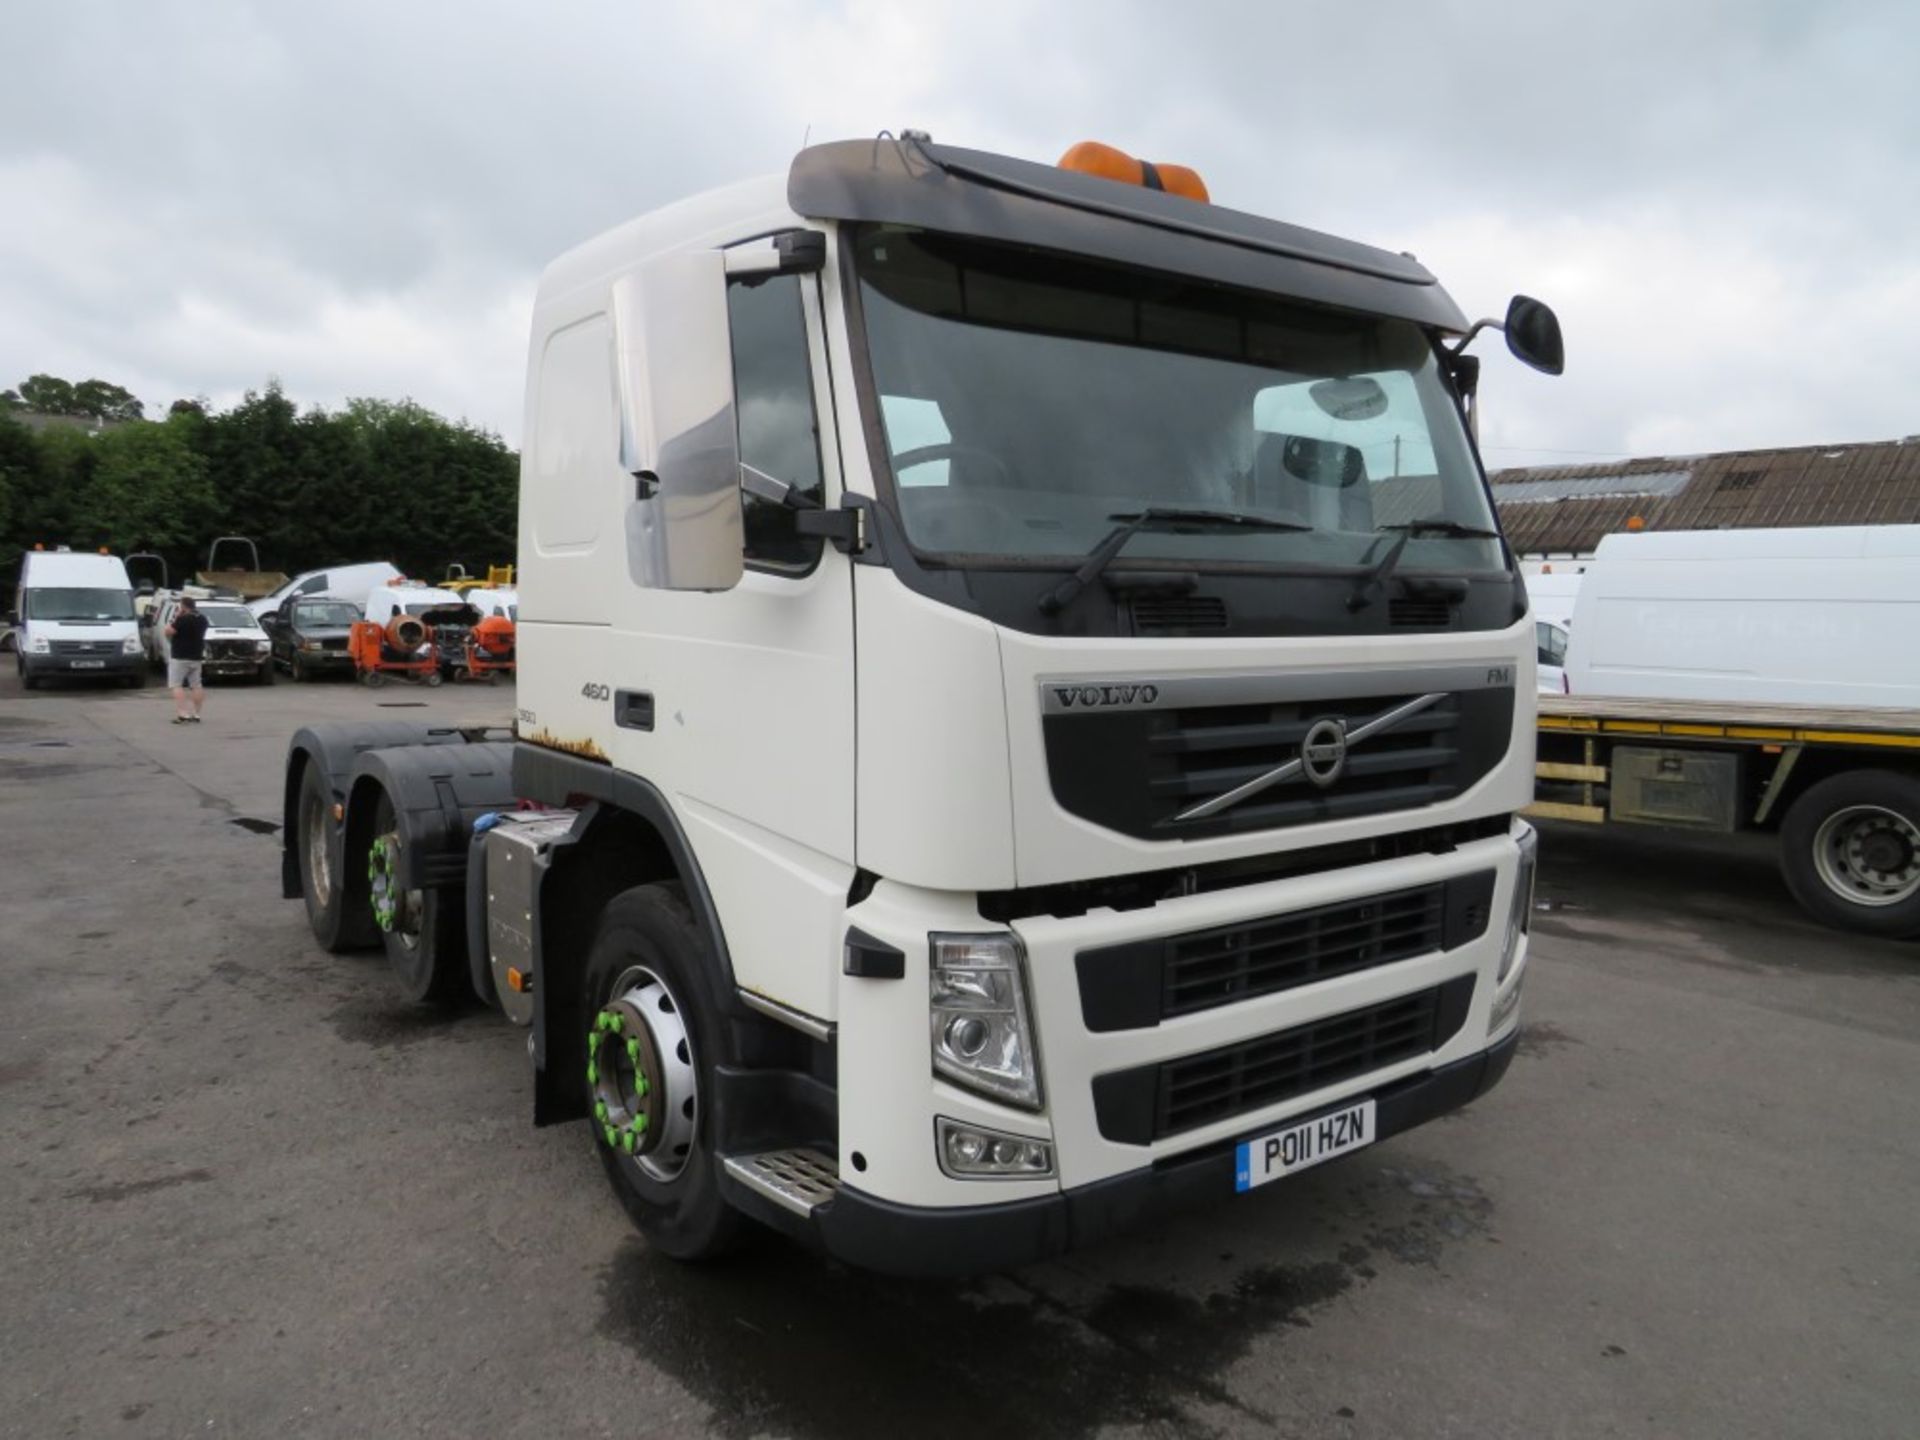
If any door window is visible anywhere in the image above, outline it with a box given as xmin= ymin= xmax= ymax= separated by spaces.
xmin=728 ymin=275 xmax=825 ymax=571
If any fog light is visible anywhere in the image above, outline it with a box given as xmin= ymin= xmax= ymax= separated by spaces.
xmin=937 ymin=1117 xmax=1054 ymax=1180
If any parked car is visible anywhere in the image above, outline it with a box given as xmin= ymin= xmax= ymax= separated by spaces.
xmin=265 ymin=597 xmax=362 ymax=681
xmin=247 ymin=561 xmax=402 ymax=621
xmin=11 ymin=549 xmax=144 ymax=690
xmin=1536 ymin=619 xmax=1569 ymax=694
xmin=150 ymin=592 xmax=274 ymax=684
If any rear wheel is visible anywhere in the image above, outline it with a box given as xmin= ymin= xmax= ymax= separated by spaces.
xmin=296 ymin=763 xmax=378 ymax=951
xmin=583 ymin=884 xmax=744 ymax=1260
xmin=1781 ymin=770 xmax=1920 ymax=938
xmin=368 ymin=791 xmax=466 ymax=1003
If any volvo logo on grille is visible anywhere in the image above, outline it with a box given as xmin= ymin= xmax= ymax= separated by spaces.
xmin=1299 ymin=717 xmax=1349 ymax=788
xmin=1049 ymin=682 xmax=1161 ymax=710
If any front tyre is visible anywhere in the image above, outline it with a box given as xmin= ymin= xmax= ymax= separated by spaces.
xmin=1781 ymin=770 xmax=1920 ymax=938
xmin=583 ymin=884 xmax=744 ymax=1261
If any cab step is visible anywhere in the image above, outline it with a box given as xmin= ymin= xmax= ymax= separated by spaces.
xmin=722 ymin=1148 xmax=840 ymax=1218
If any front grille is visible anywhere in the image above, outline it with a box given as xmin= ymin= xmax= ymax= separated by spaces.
xmin=1075 ymin=871 xmax=1493 ymax=1031
xmin=1041 ymin=677 xmax=1515 ymax=841
xmin=1091 ymin=975 xmax=1475 ymax=1143
xmin=320 ymin=636 xmax=349 ymax=651
xmin=208 ymin=639 xmax=257 ymax=661
xmin=50 ymin=639 xmax=118 ymax=656
xmin=1153 ymin=694 xmax=1462 ymax=832
xmin=1132 ymin=595 xmax=1229 ymax=634
xmin=1167 ymin=886 xmax=1443 ymax=1014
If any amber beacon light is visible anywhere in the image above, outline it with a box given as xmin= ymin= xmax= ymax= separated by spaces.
xmin=1057 ymin=140 xmax=1209 ymax=202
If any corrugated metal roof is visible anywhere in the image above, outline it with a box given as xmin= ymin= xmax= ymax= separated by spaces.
xmin=1489 ymin=438 xmax=1920 ymax=555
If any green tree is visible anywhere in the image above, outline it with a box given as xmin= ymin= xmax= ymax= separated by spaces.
xmin=87 ymin=415 xmax=215 ymax=552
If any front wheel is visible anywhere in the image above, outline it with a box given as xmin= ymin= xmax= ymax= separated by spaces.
xmin=1780 ymin=770 xmax=1920 ymax=938
xmin=583 ymin=884 xmax=745 ymax=1260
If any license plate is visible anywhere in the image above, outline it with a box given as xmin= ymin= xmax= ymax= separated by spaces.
xmin=71 ymin=659 xmax=105 ymax=669
xmin=1235 ymin=1098 xmax=1376 ymax=1193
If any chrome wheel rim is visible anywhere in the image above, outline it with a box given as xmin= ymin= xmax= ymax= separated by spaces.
xmin=1812 ymin=805 xmax=1920 ymax=907
xmin=595 ymin=964 xmax=698 ymax=1183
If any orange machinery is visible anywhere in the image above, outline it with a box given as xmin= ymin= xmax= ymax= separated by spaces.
xmin=463 ymin=613 xmax=516 ymax=682
xmin=349 ymin=604 xmax=478 ymax=687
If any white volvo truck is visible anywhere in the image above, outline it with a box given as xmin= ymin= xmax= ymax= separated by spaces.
xmin=280 ymin=136 xmax=1562 ymax=1275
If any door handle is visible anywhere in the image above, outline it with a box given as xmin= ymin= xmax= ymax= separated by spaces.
xmin=615 ymin=690 xmax=654 ymax=731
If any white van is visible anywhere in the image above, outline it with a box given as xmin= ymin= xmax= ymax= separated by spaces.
xmin=247 ymin=561 xmax=402 ymax=621
xmin=363 ymin=582 xmax=467 ymax=627
xmin=11 ymin=550 xmax=145 ymax=689
xmin=464 ymin=587 xmax=518 ymax=621
xmin=1522 ymin=567 xmax=1585 ymax=629
xmin=1564 ymin=525 xmax=1920 ymax=707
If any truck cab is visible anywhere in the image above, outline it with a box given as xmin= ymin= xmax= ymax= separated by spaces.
xmin=286 ymin=136 xmax=1561 ymax=1274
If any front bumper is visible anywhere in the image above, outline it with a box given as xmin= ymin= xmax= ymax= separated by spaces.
xmin=814 ymin=1027 xmax=1518 ymax=1277
xmin=23 ymin=652 xmax=144 ymax=678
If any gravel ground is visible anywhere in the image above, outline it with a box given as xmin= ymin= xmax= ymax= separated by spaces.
xmin=2 ymin=668 xmax=1915 ymax=1439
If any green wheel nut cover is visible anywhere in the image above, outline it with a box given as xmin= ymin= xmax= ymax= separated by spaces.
xmin=603 ymin=1123 xmax=617 ymax=1148
xmin=594 ymin=1100 xmax=607 ymax=1121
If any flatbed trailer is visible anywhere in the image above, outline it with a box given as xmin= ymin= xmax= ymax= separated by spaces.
xmin=1530 ymin=694 xmax=1920 ymax=936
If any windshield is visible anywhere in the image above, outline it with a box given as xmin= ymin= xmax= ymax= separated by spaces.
xmin=200 ymin=605 xmax=257 ymax=629
xmin=293 ymin=602 xmax=360 ymax=626
xmin=855 ymin=228 xmax=1503 ymax=573
xmin=26 ymin=587 xmax=135 ymax=621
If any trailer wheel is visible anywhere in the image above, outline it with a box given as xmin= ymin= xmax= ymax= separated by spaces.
xmin=363 ymin=670 xmax=385 ymax=689
xmin=296 ymin=763 xmax=378 ymax=952
xmin=583 ymin=883 xmax=745 ymax=1261
xmin=367 ymin=791 xmax=466 ymax=1003
xmin=1781 ymin=770 xmax=1920 ymax=938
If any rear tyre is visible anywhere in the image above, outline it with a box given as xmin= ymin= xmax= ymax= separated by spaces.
xmin=1780 ymin=770 xmax=1920 ymax=938
xmin=583 ymin=884 xmax=745 ymax=1261
xmin=296 ymin=763 xmax=379 ymax=951
xmin=368 ymin=791 xmax=466 ymax=1003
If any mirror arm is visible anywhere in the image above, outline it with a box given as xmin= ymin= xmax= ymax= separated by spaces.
xmin=1447 ymin=318 xmax=1503 ymax=358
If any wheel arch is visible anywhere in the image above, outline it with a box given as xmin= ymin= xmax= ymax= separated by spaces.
xmin=515 ymin=744 xmax=743 ymax=1126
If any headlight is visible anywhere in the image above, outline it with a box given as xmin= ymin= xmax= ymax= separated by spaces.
xmin=1498 ymin=823 xmax=1538 ymax=986
xmin=122 ymin=635 xmax=143 ymax=655
xmin=253 ymin=639 xmax=271 ymax=652
xmin=29 ymin=636 xmax=50 ymax=653
xmin=300 ymin=639 xmax=322 ymax=651
xmin=930 ymin=932 xmax=1042 ymax=1109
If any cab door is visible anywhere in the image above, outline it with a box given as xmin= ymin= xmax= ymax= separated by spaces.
xmin=604 ymin=252 xmax=856 ymax=1021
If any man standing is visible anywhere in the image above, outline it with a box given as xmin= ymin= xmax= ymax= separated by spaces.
xmin=165 ymin=595 xmax=209 ymax=724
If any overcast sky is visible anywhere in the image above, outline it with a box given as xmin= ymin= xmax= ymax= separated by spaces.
xmin=4 ymin=0 xmax=1915 ymax=467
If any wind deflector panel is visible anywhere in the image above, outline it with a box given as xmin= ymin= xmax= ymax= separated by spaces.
xmin=788 ymin=140 xmax=1470 ymax=332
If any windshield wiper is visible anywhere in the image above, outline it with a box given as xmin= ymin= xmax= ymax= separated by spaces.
xmin=1039 ymin=507 xmax=1311 ymax=614
xmin=1346 ymin=518 xmax=1500 ymax=613
xmin=1376 ymin=519 xmax=1502 ymax=540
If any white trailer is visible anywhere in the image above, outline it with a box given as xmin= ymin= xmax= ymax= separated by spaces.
xmin=280 ymin=136 xmax=1560 ymax=1274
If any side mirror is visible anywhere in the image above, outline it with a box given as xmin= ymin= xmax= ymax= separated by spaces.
xmin=1503 ymin=295 xmax=1564 ymax=376
xmin=613 ymin=250 xmax=745 ymax=592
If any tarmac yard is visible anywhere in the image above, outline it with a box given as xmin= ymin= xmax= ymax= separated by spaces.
xmin=2 ymin=671 xmax=1915 ymax=1439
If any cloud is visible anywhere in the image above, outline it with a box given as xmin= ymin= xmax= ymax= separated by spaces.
xmin=3 ymin=0 xmax=1916 ymax=457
